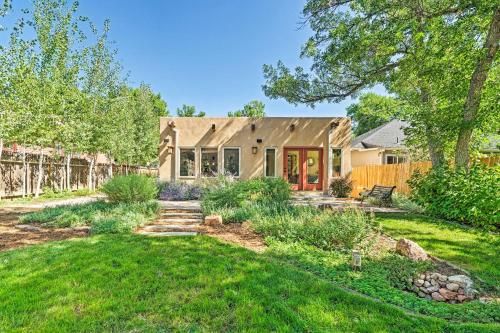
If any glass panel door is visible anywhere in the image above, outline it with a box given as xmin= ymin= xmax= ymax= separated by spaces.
xmin=304 ymin=148 xmax=323 ymax=190
xmin=285 ymin=149 xmax=301 ymax=190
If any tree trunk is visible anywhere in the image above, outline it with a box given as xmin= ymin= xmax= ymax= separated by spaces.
xmin=455 ymin=8 xmax=500 ymax=168
xmin=21 ymin=147 xmax=27 ymax=198
xmin=66 ymin=153 xmax=71 ymax=191
xmin=87 ymin=156 xmax=95 ymax=191
xmin=34 ymin=148 xmax=44 ymax=198
xmin=108 ymin=157 xmax=113 ymax=180
xmin=0 ymin=138 xmax=3 ymax=200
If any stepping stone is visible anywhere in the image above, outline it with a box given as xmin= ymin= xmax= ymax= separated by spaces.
xmin=142 ymin=225 xmax=200 ymax=232
xmin=137 ymin=231 xmax=198 ymax=237
xmin=15 ymin=224 xmax=42 ymax=232
xmin=156 ymin=218 xmax=203 ymax=224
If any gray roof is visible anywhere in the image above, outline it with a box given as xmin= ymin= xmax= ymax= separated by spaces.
xmin=352 ymin=119 xmax=409 ymax=149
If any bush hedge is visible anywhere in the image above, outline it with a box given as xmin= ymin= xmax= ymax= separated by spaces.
xmin=409 ymin=164 xmax=499 ymax=229
xmin=102 ymin=175 xmax=158 ymax=203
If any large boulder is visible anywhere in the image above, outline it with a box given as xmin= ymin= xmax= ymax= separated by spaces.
xmin=396 ymin=238 xmax=429 ymax=261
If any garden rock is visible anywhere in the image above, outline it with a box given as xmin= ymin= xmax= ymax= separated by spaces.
xmin=204 ymin=215 xmax=223 ymax=226
xmin=431 ymin=292 xmax=445 ymax=302
xmin=410 ymin=271 xmax=476 ymax=303
xmin=15 ymin=224 xmax=41 ymax=232
xmin=395 ymin=238 xmax=429 ymax=261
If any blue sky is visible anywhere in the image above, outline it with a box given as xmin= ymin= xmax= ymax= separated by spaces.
xmin=3 ymin=0 xmax=385 ymax=117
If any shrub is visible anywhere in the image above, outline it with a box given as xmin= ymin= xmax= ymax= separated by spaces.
xmin=252 ymin=206 xmax=380 ymax=252
xmin=158 ymin=182 xmax=203 ymax=201
xmin=202 ymin=177 xmax=291 ymax=213
xmin=102 ymin=175 xmax=158 ymax=203
xmin=329 ymin=176 xmax=352 ymax=198
xmin=409 ymin=164 xmax=500 ymax=229
xmin=21 ymin=200 xmax=159 ymax=233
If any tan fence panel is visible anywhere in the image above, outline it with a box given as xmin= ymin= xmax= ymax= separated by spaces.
xmin=350 ymin=156 xmax=499 ymax=197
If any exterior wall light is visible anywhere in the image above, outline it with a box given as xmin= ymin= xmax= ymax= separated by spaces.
xmin=163 ymin=138 xmax=170 ymax=144
xmin=167 ymin=146 xmax=174 ymax=154
xmin=211 ymin=124 xmax=216 ymax=132
xmin=351 ymin=250 xmax=361 ymax=270
xmin=290 ymin=124 xmax=295 ymax=132
xmin=252 ymin=146 xmax=258 ymax=154
xmin=256 ymin=139 xmax=263 ymax=144
xmin=251 ymin=124 xmax=256 ymax=131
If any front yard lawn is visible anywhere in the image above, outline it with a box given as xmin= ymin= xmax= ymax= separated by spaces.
xmin=377 ymin=213 xmax=499 ymax=292
xmin=0 ymin=235 xmax=492 ymax=332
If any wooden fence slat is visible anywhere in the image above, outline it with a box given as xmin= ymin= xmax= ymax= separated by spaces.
xmin=350 ymin=157 xmax=498 ymax=197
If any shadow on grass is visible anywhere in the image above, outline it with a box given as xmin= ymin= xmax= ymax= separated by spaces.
xmin=0 ymin=234 xmax=465 ymax=332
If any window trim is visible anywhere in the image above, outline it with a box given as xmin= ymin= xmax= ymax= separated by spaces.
xmin=199 ymin=147 xmax=219 ymax=178
xmin=385 ymin=154 xmax=406 ymax=164
xmin=331 ymin=147 xmax=343 ymax=178
xmin=222 ymin=147 xmax=241 ymax=177
xmin=263 ymin=147 xmax=278 ymax=178
xmin=177 ymin=146 xmax=196 ymax=179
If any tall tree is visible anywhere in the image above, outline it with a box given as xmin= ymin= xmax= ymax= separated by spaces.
xmin=228 ymin=100 xmax=266 ymax=117
xmin=176 ymin=104 xmax=205 ymax=117
xmin=263 ymin=0 xmax=499 ymax=167
xmin=346 ymin=93 xmax=399 ymax=136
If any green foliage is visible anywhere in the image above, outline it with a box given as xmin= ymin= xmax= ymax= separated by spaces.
xmin=347 ymin=93 xmax=400 ymax=136
xmin=20 ymin=200 xmax=159 ymax=233
xmin=253 ymin=206 xmax=380 ymax=252
xmin=202 ymin=177 xmax=291 ymax=211
xmin=409 ymin=164 xmax=500 ymax=229
xmin=228 ymin=100 xmax=266 ymax=117
xmin=328 ymin=176 xmax=352 ymax=198
xmin=101 ymin=175 xmax=158 ymax=203
xmin=268 ymin=241 xmax=499 ymax=324
xmin=176 ymin=104 xmax=205 ymax=117
xmin=262 ymin=1 xmax=499 ymax=166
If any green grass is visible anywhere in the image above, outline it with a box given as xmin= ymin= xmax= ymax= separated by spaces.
xmin=377 ymin=213 xmax=500 ymax=292
xmin=0 ymin=235 xmax=495 ymax=332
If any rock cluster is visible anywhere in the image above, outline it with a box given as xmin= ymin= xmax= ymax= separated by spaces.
xmin=204 ymin=215 xmax=223 ymax=226
xmin=410 ymin=272 xmax=477 ymax=303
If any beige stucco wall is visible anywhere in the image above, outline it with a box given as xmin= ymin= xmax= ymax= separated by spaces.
xmin=351 ymin=149 xmax=384 ymax=167
xmin=351 ymin=148 xmax=408 ymax=167
xmin=159 ymin=117 xmax=351 ymax=192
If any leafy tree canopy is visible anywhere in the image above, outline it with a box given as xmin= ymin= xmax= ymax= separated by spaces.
xmin=176 ymin=104 xmax=205 ymax=117
xmin=228 ymin=100 xmax=266 ymax=117
xmin=263 ymin=0 xmax=499 ymax=167
xmin=346 ymin=93 xmax=399 ymax=136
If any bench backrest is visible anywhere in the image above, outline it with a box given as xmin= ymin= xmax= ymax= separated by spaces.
xmin=369 ymin=185 xmax=396 ymax=198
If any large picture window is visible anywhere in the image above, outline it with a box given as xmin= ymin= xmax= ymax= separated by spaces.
xmin=223 ymin=148 xmax=240 ymax=176
xmin=179 ymin=148 xmax=195 ymax=177
xmin=264 ymin=148 xmax=276 ymax=177
xmin=201 ymin=148 xmax=218 ymax=177
xmin=332 ymin=148 xmax=342 ymax=177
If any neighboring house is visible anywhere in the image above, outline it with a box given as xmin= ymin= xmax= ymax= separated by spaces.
xmin=351 ymin=119 xmax=409 ymax=167
xmin=159 ymin=117 xmax=351 ymax=193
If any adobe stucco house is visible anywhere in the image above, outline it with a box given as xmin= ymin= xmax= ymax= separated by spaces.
xmin=159 ymin=117 xmax=351 ymax=192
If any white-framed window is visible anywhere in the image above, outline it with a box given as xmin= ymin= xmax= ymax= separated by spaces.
xmin=264 ymin=147 xmax=277 ymax=177
xmin=223 ymin=147 xmax=241 ymax=177
xmin=200 ymin=148 xmax=218 ymax=177
xmin=385 ymin=154 xmax=407 ymax=164
xmin=178 ymin=147 xmax=196 ymax=177
xmin=332 ymin=148 xmax=342 ymax=177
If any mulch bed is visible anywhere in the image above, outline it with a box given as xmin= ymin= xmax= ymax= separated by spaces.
xmin=200 ymin=222 xmax=267 ymax=253
xmin=0 ymin=208 xmax=88 ymax=251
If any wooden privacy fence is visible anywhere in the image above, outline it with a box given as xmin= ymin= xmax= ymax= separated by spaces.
xmin=350 ymin=156 xmax=499 ymax=197
xmin=0 ymin=158 xmax=158 ymax=198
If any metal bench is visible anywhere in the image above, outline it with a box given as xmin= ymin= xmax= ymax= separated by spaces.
xmin=360 ymin=185 xmax=396 ymax=207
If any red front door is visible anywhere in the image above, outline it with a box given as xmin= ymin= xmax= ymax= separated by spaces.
xmin=283 ymin=147 xmax=323 ymax=191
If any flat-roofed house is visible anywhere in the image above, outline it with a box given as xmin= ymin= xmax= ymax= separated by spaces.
xmin=159 ymin=117 xmax=351 ymax=193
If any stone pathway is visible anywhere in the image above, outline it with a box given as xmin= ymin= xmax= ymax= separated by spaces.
xmin=0 ymin=195 xmax=105 ymax=209
xmin=291 ymin=192 xmax=404 ymax=213
xmin=136 ymin=201 xmax=203 ymax=237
